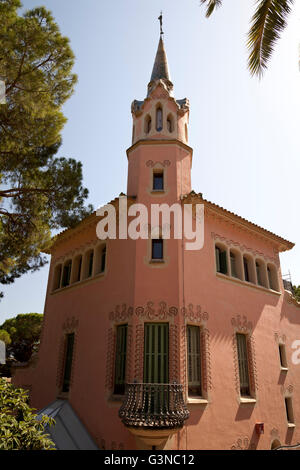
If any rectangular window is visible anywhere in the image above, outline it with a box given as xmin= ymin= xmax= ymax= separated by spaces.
xmin=62 ymin=333 xmax=75 ymax=393
xmin=153 ymin=171 xmax=164 ymax=190
xmin=215 ymin=246 xmax=227 ymax=275
xmin=114 ymin=325 xmax=127 ymax=395
xmin=236 ymin=333 xmax=251 ymax=397
xmin=279 ymin=344 xmax=288 ymax=369
xmin=187 ymin=325 xmax=202 ymax=397
xmin=152 ymin=239 xmax=163 ymax=260
xmin=285 ymin=397 xmax=294 ymax=424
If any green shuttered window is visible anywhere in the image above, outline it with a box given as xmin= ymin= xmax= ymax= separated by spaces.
xmin=187 ymin=325 xmax=202 ymax=396
xmin=144 ymin=323 xmax=169 ymax=384
xmin=114 ymin=324 xmax=128 ymax=395
xmin=236 ymin=333 xmax=251 ymax=397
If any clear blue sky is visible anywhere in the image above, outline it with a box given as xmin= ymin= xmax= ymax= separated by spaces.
xmin=1 ymin=0 xmax=300 ymax=322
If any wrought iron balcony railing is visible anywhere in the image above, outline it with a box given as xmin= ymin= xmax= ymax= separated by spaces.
xmin=119 ymin=383 xmax=190 ymax=429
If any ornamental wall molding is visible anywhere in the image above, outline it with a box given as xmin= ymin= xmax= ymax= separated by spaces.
xmin=53 ymin=239 xmax=100 ymax=265
xmin=108 ymin=302 xmax=209 ymax=323
xmin=230 ymin=436 xmax=256 ymax=450
xmin=274 ymin=332 xmax=287 ymax=344
xmin=208 ymin=212 xmax=280 ymax=253
xmin=212 ymin=232 xmax=279 ymax=266
xmin=62 ymin=316 xmax=79 ymax=333
xmin=56 ymin=317 xmax=79 ymax=391
xmin=231 ymin=314 xmax=253 ymax=333
xmin=146 ymin=159 xmax=171 ymax=168
xmin=281 ymin=384 xmax=294 ymax=396
xmin=231 ymin=314 xmax=258 ymax=396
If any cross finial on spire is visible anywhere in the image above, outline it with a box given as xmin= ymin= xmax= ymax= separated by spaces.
xmin=158 ymin=11 xmax=164 ymax=37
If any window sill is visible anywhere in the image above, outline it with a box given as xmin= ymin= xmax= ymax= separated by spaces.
xmin=216 ymin=272 xmax=281 ymax=296
xmin=108 ymin=394 xmax=125 ymax=406
xmin=150 ymin=190 xmax=165 ymax=194
xmin=288 ymin=423 xmax=296 ymax=428
xmin=239 ymin=397 xmax=256 ymax=404
xmin=280 ymin=367 xmax=289 ymax=372
xmin=187 ymin=397 xmax=208 ymax=405
xmin=150 ymin=259 xmax=165 ymax=263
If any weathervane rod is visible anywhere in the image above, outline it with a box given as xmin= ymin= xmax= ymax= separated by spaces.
xmin=158 ymin=11 xmax=164 ymax=37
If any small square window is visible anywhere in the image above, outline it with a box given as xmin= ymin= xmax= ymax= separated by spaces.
xmin=152 ymin=239 xmax=163 ymax=260
xmin=153 ymin=172 xmax=164 ymax=191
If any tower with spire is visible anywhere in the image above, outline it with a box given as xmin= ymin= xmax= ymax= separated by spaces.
xmin=11 ymin=16 xmax=300 ymax=452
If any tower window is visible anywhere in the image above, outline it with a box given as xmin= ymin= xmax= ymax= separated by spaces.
xmin=279 ymin=344 xmax=288 ymax=369
xmin=152 ymin=239 xmax=163 ymax=260
xmin=156 ymin=106 xmax=163 ymax=132
xmin=285 ymin=397 xmax=294 ymax=424
xmin=153 ymin=170 xmax=164 ymax=190
xmin=167 ymin=114 xmax=173 ymax=133
xmin=145 ymin=115 xmax=151 ymax=134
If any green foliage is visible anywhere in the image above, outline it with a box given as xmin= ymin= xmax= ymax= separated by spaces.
xmin=0 ymin=1 xmax=93 ymax=294
xmin=0 ymin=378 xmax=55 ymax=450
xmin=0 ymin=329 xmax=11 ymax=345
xmin=0 ymin=313 xmax=43 ymax=362
xmin=200 ymin=0 xmax=294 ymax=77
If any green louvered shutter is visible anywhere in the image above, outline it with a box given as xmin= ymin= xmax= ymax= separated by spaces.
xmin=236 ymin=333 xmax=250 ymax=396
xmin=144 ymin=323 xmax=169 ymax=384
xmin=114 ymin=325 xmax=127 ymax=394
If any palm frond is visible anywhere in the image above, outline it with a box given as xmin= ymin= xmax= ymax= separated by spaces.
xmin=247 ymin=0 xmax=294 ymax=77
xmin=200 ymin=0 xmax=223 ymax=18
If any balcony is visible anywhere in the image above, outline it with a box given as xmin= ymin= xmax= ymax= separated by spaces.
xmin=119 ymin=383 xmax=189 ymax=449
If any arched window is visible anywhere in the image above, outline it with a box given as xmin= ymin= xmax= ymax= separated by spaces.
xmin=145 ymin=115 xmax=151 ymax=134
xmin=62 ymin=260 xmax=72 ymax=288
xmin=243 ymin=255 xmax=255 ymax=283
xmin=229 ymin=249 xmax=243 ymax=279
xmin=156 ymin=106 xmax=163 ymax=132
xmin=71 ymin=254 xmax=82 ymax=283
xmin=95 ymin=244 xmax=106 ymax=275
xmin=83 ymin=249 xmax=94 ymax=280
xmin=132 ymin=125 xmax=135 ymax=143
xmin=255 ymin=260 xmax=267 ymax=287
xmin=215 ymin=244 xmax=228 ymax=275
xmin=267 ymin=264 xmax=279 ymax=291
xmin=53 ymin=264 xmax=62 ymax=291
xmin=167 ymin=114 xmax=173 ymax=133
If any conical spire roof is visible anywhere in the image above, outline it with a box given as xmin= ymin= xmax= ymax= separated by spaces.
xmin=150 ymin=36 xmax=171 ymax=82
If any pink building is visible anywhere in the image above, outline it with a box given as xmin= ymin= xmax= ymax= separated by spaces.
xmin=12 ymin=31 xmax=300 ymax=451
